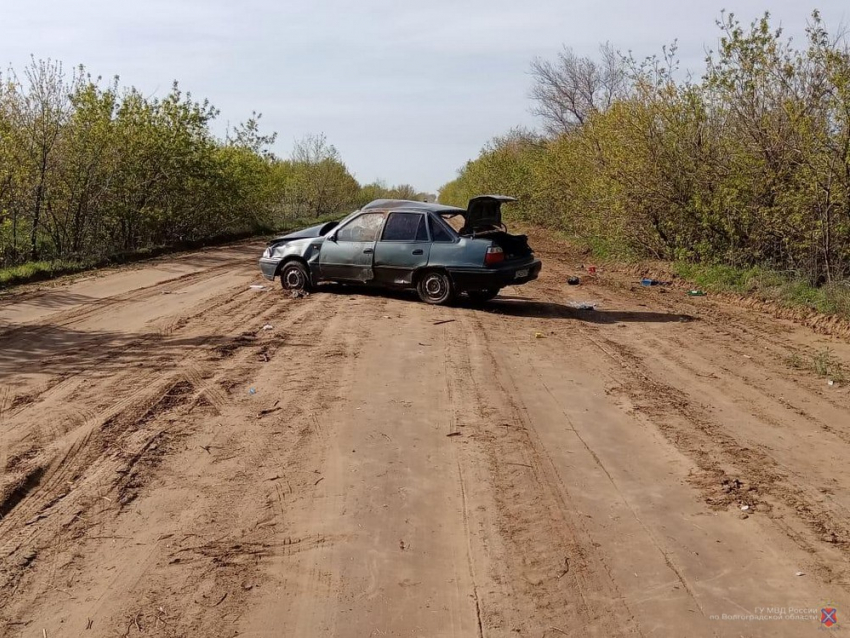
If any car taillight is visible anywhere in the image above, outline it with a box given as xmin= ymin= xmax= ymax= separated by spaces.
xmin=484 ymin=245 xmax=504 ymax=266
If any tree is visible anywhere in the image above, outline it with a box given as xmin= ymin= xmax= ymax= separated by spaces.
xmin=285 ymin=133 xmax=359 ymax=217
xmin=0 ymin=61 xmax=424 ymax=273
xmin=530 ymin=43 xmax=628 ymax=135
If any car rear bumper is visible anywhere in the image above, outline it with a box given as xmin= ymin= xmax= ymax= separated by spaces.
xmin=448 ymin=259 xmax=542 ymax=291
xmin=259 ymin=258 xmax=281 ymax=280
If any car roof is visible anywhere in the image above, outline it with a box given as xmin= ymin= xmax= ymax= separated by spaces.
xmin=361 ymin=199 xmax=466 ymax=215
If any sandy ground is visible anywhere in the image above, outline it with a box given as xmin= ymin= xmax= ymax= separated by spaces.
xmin=1 ymin=234 xmax=849 ymax=637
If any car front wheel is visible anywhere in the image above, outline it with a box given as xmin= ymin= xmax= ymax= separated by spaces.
xmin=280 ymin=261 xmax=312 ymax=292
xmin=417 ymin=271 xmax=454 ymax=305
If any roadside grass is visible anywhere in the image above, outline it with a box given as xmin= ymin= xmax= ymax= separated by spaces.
xmin=785 ymin=348 xmax=846 ymax=382
xmin=671 ymin=262 xmax=850 ymax=321
xmin=514 ymin=220 xmax=850 ymax=322
xmin=0 ymin=259 xmax=95 ymax=288
xmin=0 ymin=214 xmax=340 ymax=292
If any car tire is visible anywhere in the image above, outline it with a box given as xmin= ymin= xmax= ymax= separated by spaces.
xmin=279 ymin=261 xmax=312 ymax=292
xmin=417 ymin=271 xmax=454 ymax=305
xmin=467 ymin=288 xmax=500 ymax=303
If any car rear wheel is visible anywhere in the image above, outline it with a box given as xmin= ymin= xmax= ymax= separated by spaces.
xmin=467 ymin=288 xmax=500 ymax=302
xmin=417 ymin=271 xmax=454 ymax=305
xmin=280 ymin=261 xmax=312 ymax=292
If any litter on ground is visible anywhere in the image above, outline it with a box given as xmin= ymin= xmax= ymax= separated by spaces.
xmin=567 ymin=300 xmax=600 ymax=310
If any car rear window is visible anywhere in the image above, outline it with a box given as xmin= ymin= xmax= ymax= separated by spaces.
xmin=430 ymin=216 xmax=455 ymax=242
xmin=383 ymin=213 xmax=427 ymax=241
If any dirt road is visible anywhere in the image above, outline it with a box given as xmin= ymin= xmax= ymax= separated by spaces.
xmin=1 ymin=235 xmax=849 ymax=637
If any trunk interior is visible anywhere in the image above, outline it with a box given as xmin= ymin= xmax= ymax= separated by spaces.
xmin=465 ymin=228 xmax=532 ymax=261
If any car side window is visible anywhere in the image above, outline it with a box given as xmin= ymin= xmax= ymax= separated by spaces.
xmin=415 ymin=215 xmax=428 ymax=241
xmin=382 ymin=213 xmax=427 ymax=242
xmin=336 ymin=213 xmax=384 ymax=242
xmin=429 ymin=216 xmax=455 ymax=242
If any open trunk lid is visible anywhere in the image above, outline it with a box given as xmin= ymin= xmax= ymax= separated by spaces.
xmin=462 ymin=195 xmax=531 ymax=261
xmin=463 ymin=195 xmax=517 ymax=231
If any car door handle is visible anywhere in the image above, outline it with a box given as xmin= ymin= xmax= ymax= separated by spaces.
xmin=363 ymin=248 xmax=374 ymax=254
xmin=412 ymin=249 xmax=424 ymax=255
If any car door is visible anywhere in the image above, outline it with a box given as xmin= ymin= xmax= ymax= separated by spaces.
xmin=319 ymin=212 xmax=385 ymax=282
xmin=373 ymin=212 xmax=431 ymax=286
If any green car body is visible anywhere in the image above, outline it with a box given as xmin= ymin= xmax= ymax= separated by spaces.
xmin=258 ymin=196 xmax=542 ymax=304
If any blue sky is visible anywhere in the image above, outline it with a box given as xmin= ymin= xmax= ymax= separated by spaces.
xmin=5 ymin=1 xmax=848 ymax=192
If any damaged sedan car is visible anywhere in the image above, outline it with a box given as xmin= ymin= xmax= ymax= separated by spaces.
xmin=258 ymin=196 xmax=542 ymax=304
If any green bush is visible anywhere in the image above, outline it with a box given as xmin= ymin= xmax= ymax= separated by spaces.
xmin=0 ymin=65 xmax=425 ymax=282
xmin=440 ymin=11 xmax=850 ymax=317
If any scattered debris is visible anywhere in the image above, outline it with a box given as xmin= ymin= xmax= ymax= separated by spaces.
xmin=249 ymin=388 xmax=257 ymax=395
xmin=383 ymin=315 xmax=391 ymax=319
xmin=687 ymin=290 xmax=707 ymax=296
xmin=446 ymin=431 xmax=462 ymax=437
xmin=314 ymin=477 xmax=324 ymax=486
xmin=796 ymin=571 xmax=805 ymax=577
xmin=586 ymin=265 xmax=597 ymax=275
xmin=262 ymin=324 xmax=273 ymax=331
xmin=567 ymin=276 xmax=580 ymax=286
xmin=433 ymin=319 xmax=455 ymax=325
xmin=534 ymin=332 xmax=545 ymax=338
xmin=828 ymin=379 xmax=835 ymax=387
xmin=242 ymin=582 xmax=254 ymax=591
xmin=290 ymin=290 xmax=308 ymax=299
xmin=19 ymin=549 xmax=37 ymax=568
xmin=25 ymin=513 xmax=49 ymax=526
xmin=567 ymin=301 xmax=599 ymax=310
xmin=418 ymin=342 xmax=432 ymax=346
xmin=213 ymin=593 xmax=228 ymax=607
xmin=557 ymin=556 xmax=570 ymax=578
xmin=740 ymin=505 xmax=750 ymax=511
xmin=399 ymin=540 xmax=407 ymax=551
xmin=258 ymin=406 xmax=282 ymax=418
xmin=249 ymin=284 xmax=266 ymax=290
xmin=640 ymin=278 xmax=672 ymax=287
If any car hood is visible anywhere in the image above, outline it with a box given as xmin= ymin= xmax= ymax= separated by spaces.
xmin=268 ymin=221 xmax=338 ymax=246
xmin=465 ymin=195 xmax=517 ymax=229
